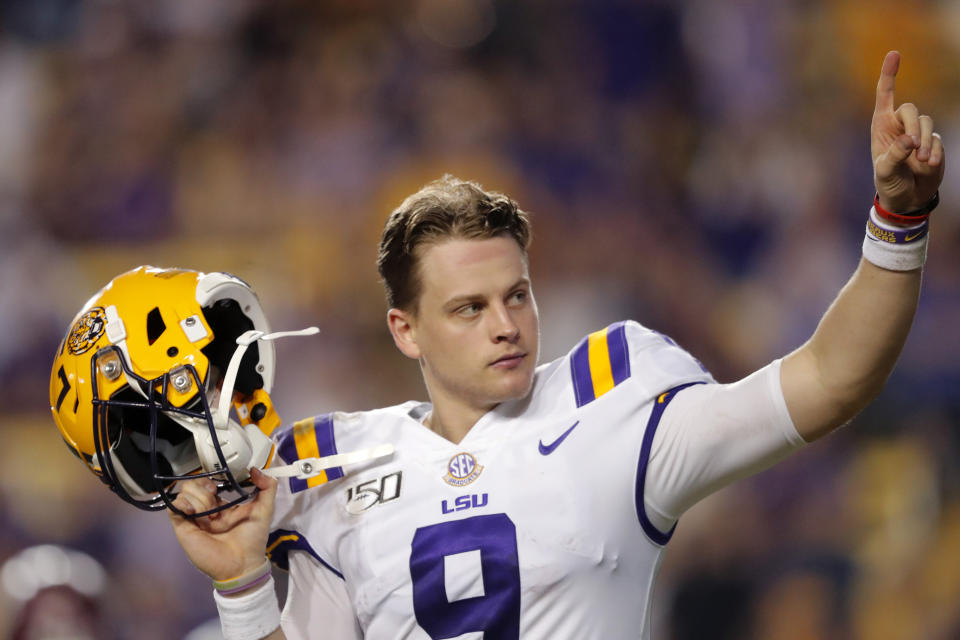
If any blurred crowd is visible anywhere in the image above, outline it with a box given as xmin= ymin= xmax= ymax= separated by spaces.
xmin=1 ymin=0 xmax=959 ymax=638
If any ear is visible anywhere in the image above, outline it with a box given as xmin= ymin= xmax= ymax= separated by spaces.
xmin=387 ymin=308 xmax=421 ymax=360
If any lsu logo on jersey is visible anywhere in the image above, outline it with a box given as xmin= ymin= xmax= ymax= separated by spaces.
xmin=443 ymin=452 xmax=483 ymax=487
xmin=441 ymin=493 xmax=488 ymax=514
xmin=67 ymin=307 xmax=107 ymax=355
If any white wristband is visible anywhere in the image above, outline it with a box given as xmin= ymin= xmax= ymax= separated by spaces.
xmin=862 ymin=233 xmax=928 ymax=271
xmin=862 ymin=207 xmax=929 ymax=271
xmin=213 ymin=575 xmax=281 ymax=640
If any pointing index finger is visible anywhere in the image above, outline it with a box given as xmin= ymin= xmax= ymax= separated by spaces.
xmin=875 ymin=50 xmax=900 ymax=113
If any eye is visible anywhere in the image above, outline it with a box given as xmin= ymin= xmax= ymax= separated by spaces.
xmin=508 ymin=290 xmax=527 ymax=306
xmin=456 ymin=303 xmax=483 ymax=318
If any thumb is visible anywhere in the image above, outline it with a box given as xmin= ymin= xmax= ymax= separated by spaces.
xmin=249 ymin=467 xmax=278 ymax=516
xmin=875 ymin=134 xmax=917 ymax=178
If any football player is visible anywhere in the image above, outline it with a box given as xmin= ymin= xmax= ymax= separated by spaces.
xmin=50 ymin=51 xmax=944 ymax=640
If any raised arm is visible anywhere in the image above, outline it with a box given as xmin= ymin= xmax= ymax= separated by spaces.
xmin=780 ymin=51 xmax=945 ymax=441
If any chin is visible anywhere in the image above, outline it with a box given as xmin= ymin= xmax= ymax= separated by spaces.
xmin=496 ymin=371 xmax=536 ymax=402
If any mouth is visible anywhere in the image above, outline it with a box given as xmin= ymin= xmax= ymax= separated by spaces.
xmin=490 ymin=352 xmax=526 ymax=369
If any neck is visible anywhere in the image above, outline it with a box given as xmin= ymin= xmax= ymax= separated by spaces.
xmin=424 ymin=396 xmax=494 ymax=445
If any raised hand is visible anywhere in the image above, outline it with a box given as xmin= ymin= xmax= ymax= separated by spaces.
xmin=168 ymin=467 xmax=278 ymax=581
xmin=871 ymin=51 xmax=945 ymax=214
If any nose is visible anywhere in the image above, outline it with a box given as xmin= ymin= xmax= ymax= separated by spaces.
xmin=490 ymin=303 xmax=520 ymax=343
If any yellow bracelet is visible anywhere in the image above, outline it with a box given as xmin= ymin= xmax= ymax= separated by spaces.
xmin=212 ymin=558 xmax=272 ymax=595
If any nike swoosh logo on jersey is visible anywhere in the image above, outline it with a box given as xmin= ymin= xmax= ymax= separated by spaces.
xmin=538 ymin=421 xmax=580 ymax=455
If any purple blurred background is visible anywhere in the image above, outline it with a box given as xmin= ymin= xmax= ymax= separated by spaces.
xmin=2 ymin=1 xmax=959 ymax=638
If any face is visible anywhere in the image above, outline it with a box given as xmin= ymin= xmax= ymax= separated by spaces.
xmin=390 ymin=235 xmax=540 ymax=414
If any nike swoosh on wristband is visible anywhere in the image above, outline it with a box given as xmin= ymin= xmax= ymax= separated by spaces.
xmin=538 ymin=421 xmax=580 ymax=455
xmin=905 ymin=231 xmax=926 ymax=242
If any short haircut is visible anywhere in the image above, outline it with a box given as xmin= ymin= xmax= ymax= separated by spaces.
xmin=377 ymin=175 xmax=531 ymax=311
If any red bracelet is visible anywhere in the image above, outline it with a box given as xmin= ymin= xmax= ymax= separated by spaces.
xmin=873 ymin=191 xmax=939 ymax=225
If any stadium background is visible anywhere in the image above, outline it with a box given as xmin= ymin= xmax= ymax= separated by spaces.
xmin=2 ymin=0 xmax=959 ymax=637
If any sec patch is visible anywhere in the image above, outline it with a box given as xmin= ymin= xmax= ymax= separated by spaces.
xmin=443 ymin=452 xmax=484 ymax=487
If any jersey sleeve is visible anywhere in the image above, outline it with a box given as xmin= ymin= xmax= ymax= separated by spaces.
xmin=644 ymin=359 xmax=806 ymax=530
xmin=567 ymin=320 xmax=714 ymax=410
xmin=267 ymin=414 xmax=348 ymax=581
xmin=280 ymin=552 xmax=362 ymax=640
xmin=272 ymin=414 xmax=345 ymax=491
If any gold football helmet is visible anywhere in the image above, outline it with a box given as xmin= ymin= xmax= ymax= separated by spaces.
xmin=49 ymin=266 xmax=284 ymax=516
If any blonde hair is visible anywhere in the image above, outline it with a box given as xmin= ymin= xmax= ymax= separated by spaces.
xmin=377 ymin=175 xmax=531 ymax=310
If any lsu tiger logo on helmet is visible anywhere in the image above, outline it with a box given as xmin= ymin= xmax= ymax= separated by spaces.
xmin=49 ymin=266 xmax=284 ymax=517
xmin=66 ymin=307 xmax=107 ymax=355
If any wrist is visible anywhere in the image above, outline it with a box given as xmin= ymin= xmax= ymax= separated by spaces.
xmin=213 ymin=557 xmax=273 ymax=597
xmin=876 ymin=195 xmax=910 ymax=214
xmin=863 ymin=202 xmax=930 ymax=271
xmin=874 ymin=191 xmax=939 ymax=225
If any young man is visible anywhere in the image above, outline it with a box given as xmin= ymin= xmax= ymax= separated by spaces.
xmin=169 ymin=51 xmax=943 ymax=639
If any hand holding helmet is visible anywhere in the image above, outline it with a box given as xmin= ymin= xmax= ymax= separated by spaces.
xmin=168 ymin=468 xmax=279 ymax=583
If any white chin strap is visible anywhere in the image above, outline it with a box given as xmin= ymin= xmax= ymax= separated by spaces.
xmin=213 ymin=327 xmax=320 ymax=430
xmin=201 ymin=326 xmax=395 ymax=482
xmin=263 ymin=444 xmax=395 ymax=480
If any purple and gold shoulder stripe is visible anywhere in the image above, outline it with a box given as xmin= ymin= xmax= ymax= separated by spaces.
xmin=570 ymin=321 xmax=632 ymax=408
xmin=275 ymin=413 xmax=344 ymax=493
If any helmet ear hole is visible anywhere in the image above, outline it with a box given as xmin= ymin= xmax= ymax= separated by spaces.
xmin=146 ymin=307 xmax=166 ymax=345
xmin=201 ymin=298 xmax=264 ymax=396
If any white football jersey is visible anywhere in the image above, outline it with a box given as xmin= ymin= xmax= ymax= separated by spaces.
xmin=266 ymin=320 xmax=796 ymax=640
